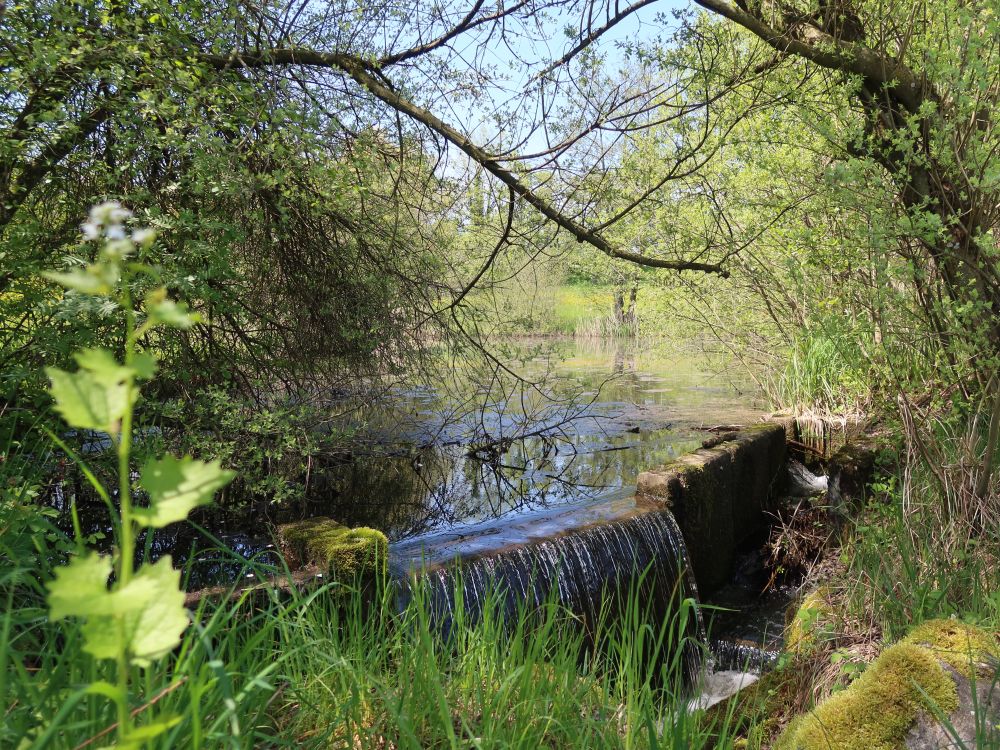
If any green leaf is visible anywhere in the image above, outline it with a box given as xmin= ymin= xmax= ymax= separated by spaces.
xmin=79 ymin=557 xmax=189 ymax=665
xmin=46 ymin=366 xmax=130 ymax=433
xmin=85 ymin=680 xmax=127 ymax=705
xmin=123 ymin=557 xmax=189 ymax=665
xmin=45 ymin=348 xmax=143 ymax=433
xmin=43 ymin=268 xmax=114 ymax=296
xmin=148 ymin=297 xmax=200 ymax=329
xmin=145 ymin=287 xmax=200 ymax=329
xmin=46 ymin=552 xmax=113 ymax=621
xmin=121 ymin=715 xmax=183 ymax=747
xmin=132 ymin=352 xmax=158 ymax=380
xmin=135 ymin=455 xmax=235 ymax=528
xmin=74 ymin=347 xmax=131 ymax=380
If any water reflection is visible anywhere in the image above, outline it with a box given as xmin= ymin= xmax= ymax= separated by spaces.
xmin=52 ymin=338 xmax=757 ymax=588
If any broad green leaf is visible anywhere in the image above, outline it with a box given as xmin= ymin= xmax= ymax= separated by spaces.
xmin=74 ymin=348 xmax=131 ymax=380
xmin=145 ymin=287 xmax=200 ymax=329
xmin=78 ymin=557 xmax=189 ymax=665
xmin=132 ymin=352 xmax=158 ymax=380
xmin=76 ymin=347 xmax=157 ymax=380
xmin=147 ymin=297 xmax=200 ymax=329
xmin=135 ymin=455 xmax=234 ymax=528
xmin=121 ymin=715 xmax=183 ymax=748
xmin=43 ymin=268 xmax=114 ymax=296
xmin=84 ymin=680 xmax=127 ymax=705
xmin=124 ymin=557 xmax=188 ymax=665
xmin=46 ymin=347 xmax=138 ymax=432
xmin=46 ymin=366 xmax=130 ymax=433
xmin=46 ymin=552 xmax=113 ymax=621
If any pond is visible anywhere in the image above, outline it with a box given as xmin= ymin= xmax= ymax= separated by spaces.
xmin=57 ymin=337 xmax=762 ymax=589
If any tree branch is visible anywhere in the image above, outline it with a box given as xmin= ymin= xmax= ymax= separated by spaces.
xmin=200 ymin=48 xmax=729 ymax=276
xmin=692 ymin=0 xmax=929 ymax=113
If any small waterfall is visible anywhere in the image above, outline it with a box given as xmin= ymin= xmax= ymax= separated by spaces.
xmin=402 ymin=508 xmax=705 ymax=683
xmin=710 ymin=638 xmax=780 ymax=674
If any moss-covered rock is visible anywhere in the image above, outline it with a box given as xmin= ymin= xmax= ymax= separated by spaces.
xmin=277 ymin=517 xmax=387 ymax=579
xmin=901 ymin=619 xmax=1000 ymax=678
xmin=774 ymin=641 xmax=958 ymax=750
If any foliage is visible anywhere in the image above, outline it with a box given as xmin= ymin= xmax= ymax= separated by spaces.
xmin=3 ymin=522 xmax=754 ymax=748
xmin=1 ymin=1 xmax=455 ymax=506
xmin=774 ymin=641 xmax=958 ymax=750
xmin=277 ymin=516 xmax=387 ymax=578
xmin=40 ymin=205 xmax=234 ymax=745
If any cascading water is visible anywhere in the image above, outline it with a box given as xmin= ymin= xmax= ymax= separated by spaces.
xmin=396 ymin=507 xmax=706 ymax=684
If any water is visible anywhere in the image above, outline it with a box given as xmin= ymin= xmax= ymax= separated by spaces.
xmin=403 ymin=508 xmax=707 ymax=684
xmin=53 ymin=337 xmax=780 ymax=692
xmin=56 ymin=338 xmax=758 ymax=590
xmin=314 ymin=338 xmax=757 ymax=541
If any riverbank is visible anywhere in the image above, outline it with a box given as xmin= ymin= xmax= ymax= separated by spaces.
xmin=5 ymin=409 xmax=999 ymax=747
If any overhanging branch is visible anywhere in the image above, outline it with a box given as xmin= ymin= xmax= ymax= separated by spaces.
xmin=692 ymin=0 xmax=929 ymax=113
xmin=201 ymin=48 xmax=730 ymax=276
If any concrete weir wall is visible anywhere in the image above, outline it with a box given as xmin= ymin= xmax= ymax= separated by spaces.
xmin=635 ymin=423 xmax=787 ymax=596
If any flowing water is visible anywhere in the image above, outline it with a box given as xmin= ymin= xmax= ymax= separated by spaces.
xmin=56 ymin=338 xmax=783 ymax=684
xmin=404 ymin=506 xmax=707 ymax=683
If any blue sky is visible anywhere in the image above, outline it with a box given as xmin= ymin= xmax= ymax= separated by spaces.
xmin=433 ymin=0 xmax=694 ymax=170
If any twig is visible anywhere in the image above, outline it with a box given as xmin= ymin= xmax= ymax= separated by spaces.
xmin=74 ymin=678 xmax=188 ymax=750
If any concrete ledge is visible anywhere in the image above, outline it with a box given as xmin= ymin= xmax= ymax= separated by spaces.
xmin=636 ymin=422 xmax=786 ymax=595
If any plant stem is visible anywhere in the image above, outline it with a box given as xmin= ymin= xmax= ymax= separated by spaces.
xmin=115 ymin=285 xmax=137 ymax=742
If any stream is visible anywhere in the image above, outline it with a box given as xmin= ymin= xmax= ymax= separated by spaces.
xmin=54 ymin=338 xmax=790 ymax=659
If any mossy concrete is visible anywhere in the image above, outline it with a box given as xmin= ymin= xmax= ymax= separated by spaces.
xmin=277 ymin=516 xmax=388 ymax=580
xmin=775 ymin=619 xmax=999 ymax=750
xmin=635 ymin=422 xmax=786 ymax=595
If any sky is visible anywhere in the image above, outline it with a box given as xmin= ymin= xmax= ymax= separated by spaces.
xmin=428 ymin=0 xmax=695 ymax=168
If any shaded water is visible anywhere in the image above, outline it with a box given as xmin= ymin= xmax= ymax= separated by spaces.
xmin=54 ymin=338 xmax=758 ymax=590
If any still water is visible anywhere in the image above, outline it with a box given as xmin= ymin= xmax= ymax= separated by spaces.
xmin=61 ymin=338 xmax=760 ymax=587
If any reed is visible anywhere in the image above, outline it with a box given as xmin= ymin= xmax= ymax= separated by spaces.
xmin=1 ymin=515 xmax=746 ymax=749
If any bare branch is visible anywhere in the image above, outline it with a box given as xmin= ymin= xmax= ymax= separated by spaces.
xmin=201 ymin=48 xmax=730 ymax=276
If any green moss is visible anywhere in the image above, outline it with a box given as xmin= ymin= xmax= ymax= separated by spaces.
xmin=775 ymin=642 xmax=958 ymax=750
xmin=278 ymin=517 xmax=387 ymax=579
xmin=902 ymin=619 xmax=1000 ymax=678
xmin=786 ymin=587 xmax=832 ymax=655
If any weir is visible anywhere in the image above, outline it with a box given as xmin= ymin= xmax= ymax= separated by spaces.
xmin=390 ymin=422 xmax=791 ymax=686
xmin=395 ymin=506 xmax=705 ymax=683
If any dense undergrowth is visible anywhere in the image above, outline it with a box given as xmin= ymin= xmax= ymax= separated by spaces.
xmin=2 ymin=499 xmax=744 ymax=748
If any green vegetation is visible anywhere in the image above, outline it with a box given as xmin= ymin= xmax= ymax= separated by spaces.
xmin=4 ymin=506 xmax=741 ymax=748
xmin=3 ymin=0 xmax=1000 ymax=746
xmin=277 ymin=517 xmax=387 ymax=578
xmin=775 ymin=641 xmax=958 ymax=750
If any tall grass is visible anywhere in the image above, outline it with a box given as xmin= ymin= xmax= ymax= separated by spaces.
xmin=842 ymin=464 xmax=1000 ymax=644
xmin=771 ymin=335 xmax=868 ymax=415
xmin=2 ymin=509 xmax=747 ymax=748
xmin=842 ymin=394 xmax=1000 ymax=640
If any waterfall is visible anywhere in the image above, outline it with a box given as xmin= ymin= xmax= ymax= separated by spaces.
xmin=398 ymin=507 xmax=705 ymax=683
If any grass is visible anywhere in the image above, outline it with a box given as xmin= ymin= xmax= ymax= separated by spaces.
xmin=842 ymin=493 xmax=1000 ymax=643
xmin=2 ymin=499 xmax=750 ymax=749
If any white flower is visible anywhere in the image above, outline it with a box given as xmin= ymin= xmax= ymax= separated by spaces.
xmin=108 ymin=205 xmax=131 ymax=224
xmin=88 ymin=201 xmax=130 ymax=227
xmin=132 ymin=228 xmax=156 ymax=246
xmin=80 ymin=221 xmax=100 ymax=240
xmin=105 ymin=224 xmax=127 ymax=241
